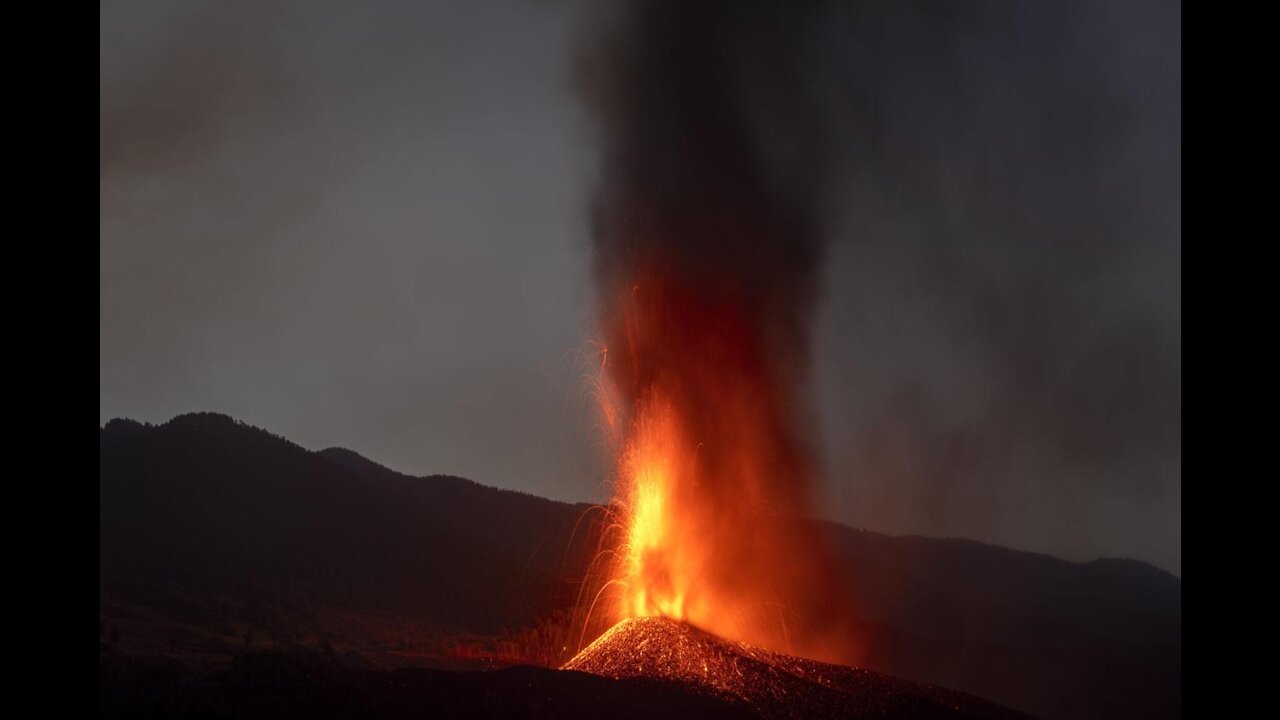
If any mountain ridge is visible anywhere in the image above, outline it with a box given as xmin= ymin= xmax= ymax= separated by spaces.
xmin=99 ymin=411 xmax=1180 ymax=720
xmin=100 ymin=413 xmax=1177 ymax=579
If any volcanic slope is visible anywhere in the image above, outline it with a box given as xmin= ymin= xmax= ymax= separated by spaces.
xmin=564 ymin=617 xmax=1032 ymax=720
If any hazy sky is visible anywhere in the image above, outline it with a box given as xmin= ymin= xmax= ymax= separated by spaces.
xmin=101 ymin=1 xmax=1181 ymax=573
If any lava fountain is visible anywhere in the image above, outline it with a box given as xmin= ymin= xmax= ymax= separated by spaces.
xmin=576 ymin=0 xmax=861 ymax=664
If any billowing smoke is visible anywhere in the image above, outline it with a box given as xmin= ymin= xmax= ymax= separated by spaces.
xmin=577 ymin=0 xmax=827 ymax=364
xmin=571 ymin=0 xmax=1178 ymax=659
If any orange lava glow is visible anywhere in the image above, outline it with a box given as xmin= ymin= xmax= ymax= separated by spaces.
xmin=594 ymin=267 xmax=861 ymax=665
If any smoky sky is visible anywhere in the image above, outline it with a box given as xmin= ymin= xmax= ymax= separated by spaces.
xmin=101 ymin=0 xmax=604 ymax=503
xmin=100 ymin=1 xmax=1181 ymax=573
xmin=804 ymin=1 xmax=1181 ymax=577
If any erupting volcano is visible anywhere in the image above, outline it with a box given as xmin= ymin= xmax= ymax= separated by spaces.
xmin=576 ymin=0 xmax=861 ymax=664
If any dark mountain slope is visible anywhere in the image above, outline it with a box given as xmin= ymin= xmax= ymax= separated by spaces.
xmin=100 ymin=413 xmax=1179 ymax=720
xmin=830 ymin=525 xmax=1180 ymax=718
xmin=100 ymin=413 xmax=594 ymax=638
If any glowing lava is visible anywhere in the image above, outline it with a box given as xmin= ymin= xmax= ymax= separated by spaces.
xmin=593 ymin=271 xmax=860 ymax=665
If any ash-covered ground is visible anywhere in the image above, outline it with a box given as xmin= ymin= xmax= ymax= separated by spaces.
xmin=565 ymin=617 xmax=1032 ymax=720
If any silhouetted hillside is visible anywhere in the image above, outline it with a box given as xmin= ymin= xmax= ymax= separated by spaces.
xmin=100 ymin=413 xmax=1179 ymax=720
xmin=830 ymin=526 xmax=1180 ymax=719
xmin=100 ymin=413 xmax=595 ymax=662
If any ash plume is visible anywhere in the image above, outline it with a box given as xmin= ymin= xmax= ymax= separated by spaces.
xmin=576 ymin=0 xmax=829 ymax=380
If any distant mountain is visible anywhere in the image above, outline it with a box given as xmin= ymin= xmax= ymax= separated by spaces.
xmin=100 ymin=413 xmax=1179 ymax=720
xmin=832 ymin=525 xmax=1180 ymax=719
xmin=100 ymin=412 xmax=594 ymax=663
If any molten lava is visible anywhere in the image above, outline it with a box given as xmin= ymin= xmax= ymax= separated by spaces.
xmin=594 ymin=270 xmax=860 ymax=665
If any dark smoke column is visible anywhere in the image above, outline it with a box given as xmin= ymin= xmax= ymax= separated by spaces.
xmin=576 ymin=1 xmax=861 ymax=663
